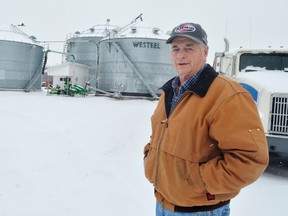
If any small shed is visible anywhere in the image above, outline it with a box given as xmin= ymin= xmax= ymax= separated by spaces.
xmin=45 ymin=62 xmax=89 ymax=88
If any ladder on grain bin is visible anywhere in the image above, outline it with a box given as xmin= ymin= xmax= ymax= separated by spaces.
xmin=111 ymin=41 xmax=158 ymax=99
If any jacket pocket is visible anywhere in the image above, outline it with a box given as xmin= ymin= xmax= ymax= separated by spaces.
xmin=144 ymin=145 xmax=157 ymax=184
xmin=143 ymin=143 xmax=150 ymax=159
xmin=156 ymin=156 xmax=207 ymax=206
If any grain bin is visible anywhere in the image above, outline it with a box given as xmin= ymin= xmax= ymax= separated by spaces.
xmin=98 ymin=20 xmax=175 ymax=98
xmin=66 ymin=20 xmax=119 ymax=88
xmin=0 ymin=24 xmax=44 ymax=90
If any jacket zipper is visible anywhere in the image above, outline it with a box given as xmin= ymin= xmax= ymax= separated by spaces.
xmin=153 ymin=119 xmax=168 ymax=188
xmin=154 ymin=91 xmax=191 ymax=188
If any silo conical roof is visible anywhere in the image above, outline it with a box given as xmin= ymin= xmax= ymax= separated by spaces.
xmin=70 ymin=23 xmax=119 ymax=39
xmin=106 ymin=20 xmax=168 ymax=40
xmin=0 ymin=24 xmax=40 ymax=45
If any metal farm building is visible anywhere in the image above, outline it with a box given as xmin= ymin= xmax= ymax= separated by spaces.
xmin=0 ymin=25 xmax=44 ymax=90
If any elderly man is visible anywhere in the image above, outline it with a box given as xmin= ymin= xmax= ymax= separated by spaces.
xmin=143 ymin=22 xmax=269 ymax=216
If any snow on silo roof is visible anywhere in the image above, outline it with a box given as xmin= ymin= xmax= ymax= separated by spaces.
xmin=106 ymin=20 xmax=169 ymax=40
xmin=0 ymin=24 xmax=40 ymax=45
xmin=70 ymin=22 xmax=120 ymax=39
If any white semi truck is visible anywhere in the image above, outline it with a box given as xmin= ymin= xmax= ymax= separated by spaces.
xmin=213 ymin=40 xmax=288 ymax=157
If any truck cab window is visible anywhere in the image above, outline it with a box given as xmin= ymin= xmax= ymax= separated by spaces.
xmin=239 ymin=53 xmax=288 ymax=72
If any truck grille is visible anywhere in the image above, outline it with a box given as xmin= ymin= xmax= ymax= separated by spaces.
xmin=269 ymin=94 xmax=288 ymax=136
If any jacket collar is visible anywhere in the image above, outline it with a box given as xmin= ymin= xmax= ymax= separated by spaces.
xmin=162 ymin=64 xmax=218 ymax=97
xmin=161 ymin=64 xmax=218 ymax=116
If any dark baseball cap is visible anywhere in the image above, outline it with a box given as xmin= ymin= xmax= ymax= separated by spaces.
xmin=166 ymin=22 xmax=208 ymax=45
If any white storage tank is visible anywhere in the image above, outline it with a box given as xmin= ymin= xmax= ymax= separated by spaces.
xmin=66 ymin=20 xmax=119 ymax=88
xmin=0 ymin=24 xmax=44 ymax=90
xmin=98 ymin=20 xmax=175 ymax=98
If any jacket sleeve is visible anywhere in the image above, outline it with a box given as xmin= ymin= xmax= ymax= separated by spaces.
xmin=199 ymin=92 xmax=269 ymax=194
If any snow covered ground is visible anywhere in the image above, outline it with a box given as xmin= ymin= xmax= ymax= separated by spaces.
xmin=0 ymin=91 xmax=287 ymax=216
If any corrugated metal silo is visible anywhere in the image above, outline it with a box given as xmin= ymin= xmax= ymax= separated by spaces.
xmin=98 ymin=20 xmax=176 ymax=98
xmin=66 ymin=20 xmax=119 ymax=88
xmin=0 ymin=25 xmax=44 ymax=90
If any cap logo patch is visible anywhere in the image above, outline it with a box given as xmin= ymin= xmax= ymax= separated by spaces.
xmin=175 ymin=24 xmax=196 ymax=33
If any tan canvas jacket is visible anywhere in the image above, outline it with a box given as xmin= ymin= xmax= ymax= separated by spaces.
xmin=144 ymin=65 xmax=269 ymax=212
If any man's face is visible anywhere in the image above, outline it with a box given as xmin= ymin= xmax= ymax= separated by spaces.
xmin=171 ymin=36 xmax=208 ymax=84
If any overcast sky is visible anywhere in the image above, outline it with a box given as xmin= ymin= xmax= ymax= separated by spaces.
xmin=1 ymin=0 xmax=288 ymax=65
